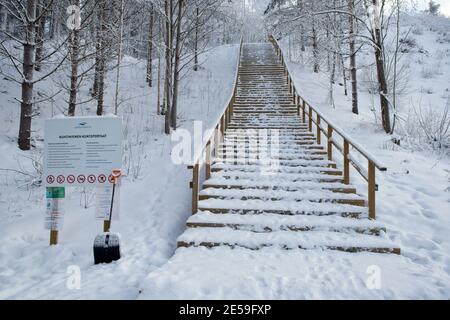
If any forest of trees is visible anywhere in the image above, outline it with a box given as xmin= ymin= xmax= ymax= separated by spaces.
xmin=0 ymin=0 xmax=248 ymax=150
xmin=263 ymin=0 xmax=443 ymax=135
xmin=0 ymin=0 xmax=445 ymax=151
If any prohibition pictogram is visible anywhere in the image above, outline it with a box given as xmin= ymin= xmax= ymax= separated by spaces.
xmin=87 ymin=174 xmax=96 ymax=184
xmin=98 ymin=174 xmax=107 ymax=183
xmin=46 ymin=175 xmax=55 ymax=184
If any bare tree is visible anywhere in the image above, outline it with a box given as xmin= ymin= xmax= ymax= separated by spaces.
xmin=0 ymin=0 xmax=63 ymax=150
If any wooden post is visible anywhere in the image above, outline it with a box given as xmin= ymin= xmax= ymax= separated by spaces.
xmin=50 ymin=230 xmax=58 ymax=245
xmin=214 ymin=125 xmax=219 ymax=157
xmin=308 ymin=105 xmax=313 ymax=132
xmin=206 ymin=140 xmax=211 ymax=180
xmin=302 ymin=100 xmax=306 ymax=123
xmin=344 ymin=140 xmax=350 ymax=184
xmin=192 ymin=163 xmax=199 ymax=214
xmin=316 ymin=114 xmax=321 ymax=145
xmin=368 ymin=160 xmax=376 ymax=220
xmin=327 ymin=125 xmax=333 ymax=161
xmin=46 ymin=187 xmax=65 ymax=246
xmin=224 ymin=111 xmax=228 ymax=131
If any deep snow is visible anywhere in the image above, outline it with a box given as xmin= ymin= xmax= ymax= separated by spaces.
xmin=0 ymin=12 xmax=449 ymax=300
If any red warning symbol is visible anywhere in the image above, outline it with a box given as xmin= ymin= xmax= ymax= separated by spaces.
xmin=67 ymin=175 xmax=75 ymax=184
xmin=108 ymin=174 xmax=114 ymax=183
xmin=57 ymin=175 xmax=65 ymax=184
xmin=87 ymin=174 xmax=96 ymax=184
xmin=98 ymin=174 xmax=107 ymax=183
xmin=77 ymin=174 xmax=86 ymax=183
xmin=46 ymin=175 xmax=55 ymax=184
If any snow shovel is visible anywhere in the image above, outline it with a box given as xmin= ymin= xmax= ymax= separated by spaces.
xmin=94 ymin=170 xmax=122 ymax=265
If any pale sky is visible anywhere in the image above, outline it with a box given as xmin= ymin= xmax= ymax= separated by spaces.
xmin=417 ymin=0 xmax=450 ymax=16
xmin=437 ymin=0 xmax=450 ymax=16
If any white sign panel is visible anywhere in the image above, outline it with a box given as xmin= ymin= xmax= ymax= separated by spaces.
xmin=45 ymin=198 xmax=64 ymax=230
xmin=43 ymin=116 xmax=122 ymax=187
xmin=95 ymin=184 xmax=121 ymax=220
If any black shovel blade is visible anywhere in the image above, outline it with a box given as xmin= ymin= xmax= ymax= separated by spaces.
xmin=93 ymin=233 xmax=121 ymax=264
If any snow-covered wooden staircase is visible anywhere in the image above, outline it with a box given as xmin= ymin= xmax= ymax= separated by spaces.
xmin=178 ymin=42 xmax=400 ymax=254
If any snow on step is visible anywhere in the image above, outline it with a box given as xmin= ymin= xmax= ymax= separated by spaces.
xmin=203 ymin=179 xmax=356 ymax=194
xmin=212 ymin=159 xmax=337 ymax=169
xmin=212 ymin=171 xmax=342 ymax=182
xmin=199 ymin=187 xmax=363 ymax=203
xmin=175 ymin=42 xmax=399 ymax=254
xmin=177 ymin=228 xmax=399 ymax=254
xmin=211 ymin=163 xmax=339 ymax=174
xmin=198 ymin=198 xmax=366 ymax=217
xmin=187 ymin=211 xmax=383 ymax=233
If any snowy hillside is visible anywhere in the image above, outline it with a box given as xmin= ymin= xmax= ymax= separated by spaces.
xmin=0 ymin=0 xmax=449 ymax=301
xmin=0 ymin=45 xmax=239 ymax=299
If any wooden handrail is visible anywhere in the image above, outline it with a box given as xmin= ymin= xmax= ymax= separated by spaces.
xmin=188 ymin=36 xmax=244 ymax=214
xmin=269 ymin=35 xmax=386 ymax=220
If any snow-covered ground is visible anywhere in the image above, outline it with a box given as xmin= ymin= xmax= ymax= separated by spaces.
xmin=1 ymin=11 xmax=449 ymax=299
xmin=0 ymin=44 xmax=238 ymax=299
xmin=138 ymin=13 xmax=450 ymax=299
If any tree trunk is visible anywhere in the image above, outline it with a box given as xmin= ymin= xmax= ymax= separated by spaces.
xmin=18 ymin=0 xmax=37 ymax=150
xmin=171 ymin=0 xmax=183 ymax=130
xmin=157 ymin=16 xmax=162 ymax=115
xmin=311 ymin=2 xmax=319 ymax=73
xmin=34 ymin=0 xmax=46 ymax=72
xmin=114 ymin=0 xmax=124 ymax=115
xmin=68 ymin=0 xmax=81 ymax=116
xmin=193 ymin=6 xmax=199 ymax=71
xmin=164 ymin=0 xmax=173 ymax=134
xmin=341 ymin=54 xmax=348 ymax=96
xmin=146 ymin=6 xmax=154 ymax=86
xmin=96 ymin=0 xmax=107 ymax=116
xmin=0 ymin=5 xmax=8 ymax=31
xmin=348 ymin=0 xmax=359 ymax=114
xmin=371 ymin=0 xmax=391 ymax=133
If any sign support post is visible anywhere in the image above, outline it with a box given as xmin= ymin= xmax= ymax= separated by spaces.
xmin=46 ymin=187 xmax=65 ymax=245
xmin=103 ymin=169 xmax=122 ymax=232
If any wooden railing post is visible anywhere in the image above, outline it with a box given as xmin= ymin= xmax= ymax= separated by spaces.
xmin=308 ymin=105 xmax=313 ymax=132
xmin=206 ymin=140 xmax=211 ymax=180
xmin=368 ymin=160 xmax=376 ymax=220
xmin=302 ymin=100 xmax=306 ymax=123
xmin=343 ymin=140 xmax=350 ymax=184
xmin=192 ymin=163 xmax=199 ymax=214
xmin=327 ymin=125 xmax=333 ymax=161
xmin=221 ymin=115 xmax=225 ymax=135
xmin=214 ymin=125 xmax=219 ymax=157
xmin=316 ymin=114 xmax=321 ymax=145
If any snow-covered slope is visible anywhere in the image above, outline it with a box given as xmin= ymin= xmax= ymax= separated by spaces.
xmin=135 ymin=15 xmax=450 ymax=298
xmin=0 ymin=44 xmax=239 ymax=299
xmin=1 ymin=11 xmax=449 ymax=300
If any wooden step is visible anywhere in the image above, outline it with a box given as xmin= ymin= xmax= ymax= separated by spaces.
xmin=211 ymin=163 xmax=339 ymax=174
xmin=186 ymin=212 xmax=384 ymax=235
xmin=203 ymin=179 xmax=356 ymax=194
xmin=198 ymin=187 xmax=365 ymax=206
xmin=177 ymin=227 xmax=400 ymax=254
